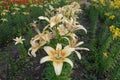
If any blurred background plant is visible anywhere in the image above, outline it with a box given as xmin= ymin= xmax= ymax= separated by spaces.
xmin=80 ymin=0 xmax=120 ymax=80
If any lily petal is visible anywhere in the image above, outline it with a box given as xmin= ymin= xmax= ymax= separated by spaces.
xmin=31 ymin=49 xmax=38 ymax=57
xmin=40 ymin=56 xmax=51 ymax=64
xmin=44 ymin=46 xmax=55 ymax=55
xmin=28 ymin=47 xmax=38 ymax=57
xmin=77 ymin=25 xmax=87 ymax=33
xmin=63 ymin=46 xmax=75 ymax=57
xmin=75 ymin=47 xmax=89 ymax=51
xmin=53 ymin=62 xmax=63 ymax=76
xmin=28 ymin=47 xmax=32 ymax=57
xmin=64 ymin=58 xmax=73 ymax=68
xmin=74 ymin=51 xmax=81 ymax=59
xmin=38 ymin=16 xmax=49 ymax=22
xmin=50 ymin=22 xmax=56 ymax=27
xmin=75 ymin=41 xmax=84 ymax=47
xmin=56 ymin=43 xmax=62 ymax=50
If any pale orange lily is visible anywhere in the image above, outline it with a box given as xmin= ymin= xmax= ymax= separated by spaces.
xmin=28 ymin=31 xmax=52 ymax=57
xmin=40 ymin=43 xmax=75 ymax=76
xmin=69 ymin=39 xmax=89 ymax=59
xmin=57 ymin=24 xmax=69 ymax=36
xmin=64 ymin=18 xmax=87 ymax=33
xmin=28 ymin=24 xmax=52 ymax=57
xmin=38 ymin=14 xmax=63 ymax=28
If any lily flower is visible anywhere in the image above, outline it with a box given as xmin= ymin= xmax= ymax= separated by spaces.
xmin=0 ymin=18 xmax=8 ymax=22
xmin=57 ymin=24 xmax=69 ymax=36
xmin=28 ymin=27 xmax=52 ymax=57
xmin=69 ymin=39 xmax=89 ymax=59
xmin=40 ymin=43 xmax=75 ymax=76
xmin=13 ymin=36 xmax=25 ymax=45
xmin=64 ymin=18 xmax=87 ymax=33
xmin=28 ymin=34 xmax=45 ymax=57
xmin=38 ymin=14 xmax=63 ymax=28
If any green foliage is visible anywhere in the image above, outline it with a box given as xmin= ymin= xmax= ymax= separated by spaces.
xmin=82 ymin=0 xmax=120 ymax=79
xmin=0 ymin=3 xmax=45 ymax=46
xmin=42 ymin=62 xmax=72 ymax=80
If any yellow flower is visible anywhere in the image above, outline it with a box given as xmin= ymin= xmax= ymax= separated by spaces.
xmin=100 ymin=0 xmax=105 ymax=5
xmin=103 ymin=52 xmax=108 ymax=57
xmin=109 ymin=15 xmax=115 ymax=20
xmin=104 ymin=12 xmax=110 ymax=16
xmin=112 ymin=28 xmax=120 ymax=39
xmin=109 ymin=25 xmax=120 ymax=39
xmin=114 ymin=5 xmax=119 ymax=9
xmin=40 ymin=43 xmax=74 ymax=76
xmin=13 ymin=36 xmax=25 ymax=45
xmin=109 ymin=25 xmax=115 ymax=31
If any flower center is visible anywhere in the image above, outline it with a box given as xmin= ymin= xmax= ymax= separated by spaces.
xmin=54 ymin=50 xmax=63 ymax=60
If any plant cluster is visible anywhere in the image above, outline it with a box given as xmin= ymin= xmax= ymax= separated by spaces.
xmin=82 ymin=0 xmax=120 ymax=79
xmin=13 ymin=2 xmax=89 ymax=79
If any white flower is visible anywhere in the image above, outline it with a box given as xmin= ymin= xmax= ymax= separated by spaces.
xmin=20 ymin=5 xmax=26 ymax=8
xmin=23 ymin=12 xmax=30 ymax=15
xmin=40 ymin=43 xmax=75 ymax=76
xmin=0 ymin=18 xmax=8 ymax=22
xmin=13 ymin=7 xmax=20 ymax=11
xmin=1 ymin=10 xmax=9 ymax=16
xmin=13 ymin=36 xmax=25 ymax=45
